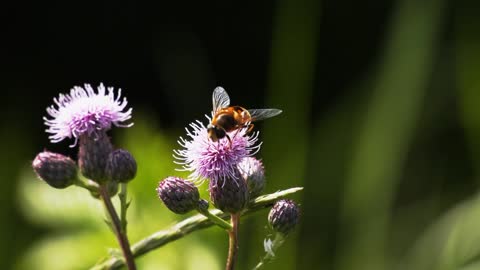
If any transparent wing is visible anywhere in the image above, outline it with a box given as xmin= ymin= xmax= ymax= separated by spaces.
xmin=212 ymin=87 xmax=230 ymax=112
xmin=248 ymin=108 xmax=282 ymax=122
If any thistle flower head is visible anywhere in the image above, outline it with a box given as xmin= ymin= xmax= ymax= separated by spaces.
xmin=32 ymin=151 xmax=78 ymax=189
xmin=238 ymin=157 xmax=265 ymax=198
xmin=209 ymin=175 xmax=249 ymax=214
xmin=78 ymin=132 xmax=113 ymax=183
xmin=174 ymin=117 xmax=261 ymax=183
xmin=44 ymin=83 xmax=133 ymax=144
xmin=106 ymin=149 xmax=137 ymax=183
xmin=268 ymin=199 xmax=300 ymax=236
xmin=157 ymin=176 xmax=200 ymax=214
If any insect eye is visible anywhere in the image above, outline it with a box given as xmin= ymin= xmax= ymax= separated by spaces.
xmin=207 ymin=128 xmax=218 ymax=142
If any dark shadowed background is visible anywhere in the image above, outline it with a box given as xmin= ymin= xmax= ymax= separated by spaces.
xmin=2 ymin=0 xmax=480 ymax=269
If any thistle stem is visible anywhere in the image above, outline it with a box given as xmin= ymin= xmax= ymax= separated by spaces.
xmin=196 ymin=206 xmax=233 ymax=230
xmin=99 ymin=185 xmax=136 ymax=270
xmin=91 ymin=187 xmax=303 ymax=270
xmin=119 ymin=183 xmax=128 ymax=233
xmin=74 ymin=178 xmax=100 ymax=192
xmin=226 ymin=214 xmax=240 ymax=270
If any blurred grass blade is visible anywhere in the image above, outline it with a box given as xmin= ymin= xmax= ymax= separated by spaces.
xmin=338 ymin=0 xmax=446 ymax=269
xmin=456 ymin=1 xmax=480 ymax=177
xmin=243 ymin=0 xmax=321 ymax=269
xmin=398 ymin=3 xmax=480 ymax=270
xmin=404 ymin=195 xmax=480 ymax=270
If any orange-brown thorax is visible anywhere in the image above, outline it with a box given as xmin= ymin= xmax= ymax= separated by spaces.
xmin=208 ymin=106 xmax=251 ymax=141
xmin=212 ymin=106 xmax=251 ymax=132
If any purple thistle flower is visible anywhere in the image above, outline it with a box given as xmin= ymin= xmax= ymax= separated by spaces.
xmin=44 ymin=83 xmax=133 ymax=144
xmin=174 ymin=116 xmax=261 ymax=183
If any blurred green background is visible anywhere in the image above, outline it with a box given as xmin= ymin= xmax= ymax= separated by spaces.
xmin=2 ymin=0 xmax=480 ymax=269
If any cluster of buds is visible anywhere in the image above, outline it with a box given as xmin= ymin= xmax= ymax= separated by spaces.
xmin=33 ymin=84 xmax=300 ymax=270
xmin=158 ymin=86 xmax=300 ymax=232
xmin=33 ymin=84 xmax=137 ymax=195
xmin=157 ymin=156 xmax=266 ymax=216
xmin=156 ymin=86 xmax=300 ymax=270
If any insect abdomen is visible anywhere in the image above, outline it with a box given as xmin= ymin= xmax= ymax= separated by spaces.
xmin=215 ymin=113 xmax=237 ymax=132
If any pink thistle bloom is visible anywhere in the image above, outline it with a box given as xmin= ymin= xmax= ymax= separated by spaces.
xmin=174 ymin=116 xmax=261 ymax=183
xmin=44 ymin=83 xmax=133 ymax=144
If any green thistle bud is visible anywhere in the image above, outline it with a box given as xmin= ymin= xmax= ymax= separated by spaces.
xmin=238 ymin=157 xmax=265 ymax=198
xmin=32 ymin=151 xmax=78 ymax=189
xmin=78 ymin=132 xmax=113 ymax=183
xmin=268 ymin=199 xmax=300 ymax=235
xmin=89 ymin=180 xmax=119 ymax=199
xmin=106 ymin=149 xmax=137 ymax=183
xmin=209 ymin=173 xmax=249 ymax=214
xmin=157 ymin=177 xmax=200 ymax=214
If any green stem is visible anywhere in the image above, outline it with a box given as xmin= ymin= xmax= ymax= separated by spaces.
xmin=119 ymin=183 xmax=128 ymax=233
xmin=91 ymin=187 xmax=303 ymax=270
xmin=253 ymin=233 xmax=285 ymax=270
xmin=99 ymin=185 xmax=136 ymax=270
xmin=226 ymin=214 xmax=240 ymax=270
xmin=74 ymin=178 xmax=100 ymax=192
xmin=196 ymin=206 xmax=233 ymax=231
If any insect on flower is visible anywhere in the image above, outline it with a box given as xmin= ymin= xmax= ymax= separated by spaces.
xmin=207 ymin=87 xmax=282 ymax=143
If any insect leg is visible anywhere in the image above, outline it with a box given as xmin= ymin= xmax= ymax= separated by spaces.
xmin=244 ymin=123 xmax=254 ymax=135
xmin=231 ymin=127 xmax=241 ymax=140
xmin=226 ymin=134 xmax=232 ymax=146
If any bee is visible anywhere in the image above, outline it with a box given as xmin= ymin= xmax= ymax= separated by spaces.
xmin=207 ymin=87 xmax=282 ymax=142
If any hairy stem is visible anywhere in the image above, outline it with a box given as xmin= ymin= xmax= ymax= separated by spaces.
xmin=91 ymin=187 xmax=303 ymax=270
xmin=99 ymin=185 xmax=136 ymax=270
xmin=226 ymin=214 xmax=240 ymax=270
xmin=119 ymin=183 xmax=128 ymax=233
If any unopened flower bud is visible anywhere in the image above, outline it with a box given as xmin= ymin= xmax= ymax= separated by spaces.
xmin=209 ymin=173 xmax=249 ymax=214
xmin=238 ymin=157 xmax=265 ymax=198
xmin=157 ymin=177 xmax=200 ymax=214
xmin=32 ymin=151 xmax=78 ymax=189
xmin=268 ymin=199 xmax=300 ymax=235
xmin=106 ymin=149 xmax=137 ymax=183
xmin=78 ymin=132 xmax=113 ymax=183
xmin=197 ymin=199 xmax=210 ymax=212
xmin=89 ymin=180 xmax=118 ymax=199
